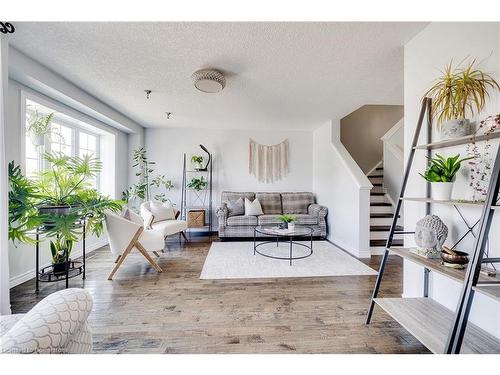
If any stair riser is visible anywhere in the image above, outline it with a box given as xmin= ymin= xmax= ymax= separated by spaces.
xmin=370 ymin=217 xmax=401 ymax=226
xmin=370 ymin=206 xmax=393 ymax=214
xmin=370 ymin=195 xmax=387 ymax=203
xmin=370 ymin=231 xmax=404 ymax=240
xmin=368 ymin=177 xmax=383 ymax=184
xmin=370 ymin=246 xmax=388 ymax=255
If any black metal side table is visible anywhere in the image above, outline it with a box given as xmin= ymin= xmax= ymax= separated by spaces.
xmin=35 ymin=218 xmax=87 ymax=293
xmin=253 ymin=225 xmax=313 ymax=266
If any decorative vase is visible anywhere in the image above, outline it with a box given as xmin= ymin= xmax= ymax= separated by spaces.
xmin=288 ymin=222 xmax=295 ymax=231
xmin=440 ymin=119 xmax=472 ymax=140
xmin=278 ymin=222 xmax=287 ymax=230
xmin=431 ymin=182 xmax=453 ymax=201
xmin=414 ymin=215 xmax=448 ymax=258
xmin=193 ymin=161 xmax=203 ymax=170
xmin=29 ymin=132 xmax=45 ymax=147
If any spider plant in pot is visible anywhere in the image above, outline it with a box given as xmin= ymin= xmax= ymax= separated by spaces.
xmin=26 ymin=110 xmax=56 ymax=147
xmin=191 ymin=155 xmax=204 ymax=171
xmin=424 ymin=59 xmax=500 ymax=140
xmin=419 ymin=154 xmax=473 ymax=200
xmin=278 ymin=214 xmax=297 ymax=230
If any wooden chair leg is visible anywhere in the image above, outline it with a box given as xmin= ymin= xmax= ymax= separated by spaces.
xmin=181 ymin=231 xmax=189 ymax=242
xmin=152 ymin=251 xmax=160 ymax=258
xmin=108 ymin=227 xmax=144 ymax=280
xmin=114 ymin=255 xmax=121 ymax=263
xmin=135 ymin=241 xmax=163 ymax=273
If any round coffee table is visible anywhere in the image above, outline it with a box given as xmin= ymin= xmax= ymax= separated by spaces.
xmin=253 ymin=225 xmax=313 ymax=266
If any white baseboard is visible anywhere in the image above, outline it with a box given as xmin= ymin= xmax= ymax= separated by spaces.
xmin=9 ymin=238 xmax=108 ymax=288
xmin=328 ymin=238 xmax=371 ymax=259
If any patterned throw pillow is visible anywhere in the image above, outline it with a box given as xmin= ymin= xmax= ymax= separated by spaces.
xmin=244 ymin=197 xmax=264 ymax=216
xmin=227 ymin=197 xmax=245 ymax=217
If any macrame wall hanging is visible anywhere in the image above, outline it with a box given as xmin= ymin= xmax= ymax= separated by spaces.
xmin=249 ymin=138 xmax=289 ymax=183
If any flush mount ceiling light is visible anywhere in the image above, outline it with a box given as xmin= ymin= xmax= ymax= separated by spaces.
xmin=191 ymin=69 xmax=226 ymax=93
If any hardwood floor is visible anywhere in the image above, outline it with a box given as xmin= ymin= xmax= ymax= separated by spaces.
xmin=10 ymin=235 xmax=429 ymax=354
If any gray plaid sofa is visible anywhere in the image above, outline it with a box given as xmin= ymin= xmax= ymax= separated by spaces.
xmin=216 ymin=191 xmax=327 ymax=238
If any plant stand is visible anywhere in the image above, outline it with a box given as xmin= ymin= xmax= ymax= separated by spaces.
xmin=35 ymin=218 xmax=87 ymax=293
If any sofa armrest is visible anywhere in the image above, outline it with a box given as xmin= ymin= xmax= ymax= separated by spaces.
xmin=216 ymin=204 xmax=228 ymax=227
xmin=308 ymin=203 xmax=327 ymax=218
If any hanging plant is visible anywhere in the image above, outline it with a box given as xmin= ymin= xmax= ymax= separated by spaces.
xmin=26 ymin=110 xmax=56 ymax=146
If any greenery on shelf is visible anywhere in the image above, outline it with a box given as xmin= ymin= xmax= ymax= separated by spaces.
xmin=50 ymin=238 xmax=74 ymax=265
xmin=187 ymin=176 xmax=208 ymax=191
xmin=122 ymin=147 xmax=174 ymax=205
xmin=419 ymin=153 xmax=473 ymax=183
xmin=8 ymin=152 xmax=123 ymax=264
xmin=424 ymin=59 xmax=500 ymax=127
xmin=278 ymin=214 xmax=296 ymax=223
xmin=191 ymin=155 xmax=203 ymax=164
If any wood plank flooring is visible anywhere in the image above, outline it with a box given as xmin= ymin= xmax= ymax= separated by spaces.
xmin=9 ymin=235 xmax=429 ymax=354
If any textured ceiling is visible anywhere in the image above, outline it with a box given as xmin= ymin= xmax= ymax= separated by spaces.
xmin=9 ymin=22 xmax=427 ymax=130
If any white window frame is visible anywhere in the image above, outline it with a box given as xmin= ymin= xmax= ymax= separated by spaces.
xmin=21 ymin=92 xmax=102 ymax=191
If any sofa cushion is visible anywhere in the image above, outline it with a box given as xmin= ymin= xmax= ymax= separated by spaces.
xmin=227 ymin=197 xmax=245 ymax=217
xmin=227 ymin=215 xmax=258 ymax=226
xmin=255 ymin=192 xmax=282 ymax=214
xmin=244 ymin=198 xmax=263 ymax=216
xmin=221 ymin=191 xmax=255 ymax=204
xmin=151 ymin=220 xmax=188 ymax=237
xmin=281 ymin=192 xmax=315 ymax=214
xmin=258 ymin=214 xmax=318 ymax=226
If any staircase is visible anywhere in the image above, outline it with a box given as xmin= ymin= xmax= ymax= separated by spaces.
xmin=368 ymin=165 xmax=403 ymax=254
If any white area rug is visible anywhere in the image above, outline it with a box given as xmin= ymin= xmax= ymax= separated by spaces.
xmin=200 ymin=241 xmax=377 ymax=280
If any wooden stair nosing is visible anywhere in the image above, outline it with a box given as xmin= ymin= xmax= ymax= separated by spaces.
xmin=370 ymin=225 xmax=403 ymax=232
xmin=370 ymin=213 xmax=399 ymax=218
xmin=371 ymin=239 xmax=403 ymax=247
xmin=370 ymin=192 xmax=385 ymax=196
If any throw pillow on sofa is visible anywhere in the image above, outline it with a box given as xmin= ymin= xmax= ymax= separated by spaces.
xmin=150 ymin=201 xmax=176 ymax=222
xmin=244 ymin=197 xmax=263 ymax=216
xmin=227 ymin=197 xmax=245 ymax=217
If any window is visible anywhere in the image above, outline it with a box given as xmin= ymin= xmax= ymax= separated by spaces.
xmin=24 ymin=98 xmax=102 ymax=190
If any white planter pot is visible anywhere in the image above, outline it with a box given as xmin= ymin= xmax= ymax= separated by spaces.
xmin=440 ymin=119 xmax=472 ymax=140
xmin=193 ymin=161 xmax=203 ymax=170
xmin=287 ymin=222 xmax=295 ymax=231
xmin=431 ymin=182 xmax=454 ymax=201
xmin=29 ymin=132 xmax=45 ymax=147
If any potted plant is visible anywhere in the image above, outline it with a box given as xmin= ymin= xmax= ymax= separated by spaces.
xmin=191 ymin=155 xmax=203 ymax=170
xmin=424 ymin=59 xmax=500 ymax=140
xmin=26 ymin=110 xmax=55 ymax=146
xmin=419 ymin=153 xmax=473 ymax=200
xmin=187 ymin=176 xmax=208 ymax=191
xmin=278 ymin=214 xmax=296 ymax=230
xmin=50 ymin=238 xmax=74 ymax=274
xmin=8 ymin=153 xmax=123 ymax=273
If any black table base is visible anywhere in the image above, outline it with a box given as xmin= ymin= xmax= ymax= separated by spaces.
xmin=253 ymin=228 xmax=313 ymax=266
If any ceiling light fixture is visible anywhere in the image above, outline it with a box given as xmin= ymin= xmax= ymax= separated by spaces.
xmin=191 ymin=69 xmax=226 ymax=93
xmin=144 ymin=90 xmax=151 ymax=99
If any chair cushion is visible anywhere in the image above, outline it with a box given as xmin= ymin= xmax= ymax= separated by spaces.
xmin=281 ymin=192 xmax=315 ymax=214
xmin=149 ymin=201 xmax=176 ymax=222
xmin=0 ymin=314 xmax=23 ymax=337
xmin=226 ymin=215 xmax=258 ymax=226
xmin=139 ymin=229 xmax=166 ymax=250
xmin=258 ymin=214 xmax=318 ymax=226
xmin=227 ymin=197 xmax=245 ymax=217
xmin=151 ymin=220 xmax=188 ymax=237
xmin=221 ymin=191 xmax=255 ymax=204
xmin=244 ymin=198 xmax=263 ymax=216
xmin=255 ymin=192 xmax=282 ymax=214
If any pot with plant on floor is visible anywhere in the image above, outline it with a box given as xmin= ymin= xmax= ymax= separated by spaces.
xmin=277 ymin=214 xmax=296 ymax=230
xmin=419 ymin=153 xmax=473 ymax=200
xmin=424 ymin=59 xmax=500 ymax=140
xmin=191 ymin=155 xmax=204 ymax=171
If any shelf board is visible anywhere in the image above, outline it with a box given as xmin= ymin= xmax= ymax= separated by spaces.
xmin=413 ymin=130 xmax=500 ymax=150
xmin=401 ymin=197 xmax=499 ymax=210
xmin=473 ymin=285 xmax=500 ymax=302
xmin=186 ymin=170 xmax=209 ymax=173
xmin=374 ymin=297 xmax=500 ymax=353
xmin=388 ymin=247 xmax=500 ymax=285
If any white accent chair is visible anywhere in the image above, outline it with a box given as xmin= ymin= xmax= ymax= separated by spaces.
xmin=0 ymin=288 xmax=93 ymax=354
xmin=140 ymin=201 xmax=188 ymax=242
xmin=105 ymin=209 xmax=164 ymax=280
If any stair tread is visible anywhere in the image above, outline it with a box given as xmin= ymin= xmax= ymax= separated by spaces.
xmin=370 ymin=213 xmax=399 ymax=218
xmin=372 ymin=183 xmax=383 ymax=186
xmin=370 ymin=202 xmax=392 ymax=206
xmin=370 ymin=225 xmax=404 ymax=231
xmin=376 ymin=167 xmax=383 ymax=170
xmin=368 ymin=175 xmax=383 ymax=178
xmin=370 ymin=192 xmax=385 ymax=196
xmin=370 ymin=239 xmax=403 ymax=247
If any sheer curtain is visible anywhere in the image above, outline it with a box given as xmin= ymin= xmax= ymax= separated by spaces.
xmin=0 ymin=35 xmax=11 ymax=315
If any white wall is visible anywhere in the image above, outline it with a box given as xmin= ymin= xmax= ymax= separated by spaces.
xmin=313 ymin=120 xmax=372 ymax=258
xmin=145 ymin=127 xmax=313 ymax=224
xmin=404 ymin=22 xmax=500 ymax=338
xmin=382 ymin=119 xmax=404 ymax=206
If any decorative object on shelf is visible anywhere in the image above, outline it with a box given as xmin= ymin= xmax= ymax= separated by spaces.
xmin=424 ymin=59 xmax=500 ymax=140
xmin=187 ymin=176 xmax=208 ymax=191
xmin=191 ymin=155 xmax=204 ymax=170
xmin=419 ymin=153 xmax=473 ymax=200
xmin=249 ymin=138 xmax=289 ymax=183
xmin=413 ymin=214 xmax=448 ymax=259
xmin=277 ymin=214 xmax=296 ymax=230
xmin=192 ymin=69 xmax=226 ymax=93
xmin=441 ymin=246 xmax=469 ymax=267
xmin=122 ymin=147 xmax=174 ymax=206
xmin=144 ymin=89 xmax=151 ymax=99
xmin=188 ymin=209 xmax=205 ymax=228
xmin=199 ymin=144 xmax=211 ymax=171
xmin=26 ymin=109 xmax=56 ymax=147
xmin=467 ymin=114 xmax=500 ymax=201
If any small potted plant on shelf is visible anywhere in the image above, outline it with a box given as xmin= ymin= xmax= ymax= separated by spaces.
xmin=50 ymin=238 xmax=74 ymax=274
xmin=424 ymin=59 xmax=500 ymax=140
xmin=26 ymin=110 xmax=56 ymax=147
xmin=277 ymin=214 xmax=297 ymax=230
xmin=187 ymin=176 xmax=208 ymax=191
xmin=191 ymin=155 xmax=204 ymax=171
xmin=419 ymin=153 xmax=473 ymax=200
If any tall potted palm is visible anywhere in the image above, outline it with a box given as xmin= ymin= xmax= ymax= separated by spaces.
xmin=424 ymin=59 xmax=500 ymax=140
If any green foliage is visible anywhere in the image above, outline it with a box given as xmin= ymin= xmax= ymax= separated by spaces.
xmin=8 ymin=153 xmax=123 ymax=250
xmin=151 ymin=175 xmax=174 ymax=204
xmin=187 ymin=176 xmax=208 ymax=191
xmin=27 ymin=110 xmax=55 ymax=136
xmin=424 ymin=59 xmax=500 ymax=127
xmin=419 ymin=153 xmax=474 ymax=183
xmin=278 ymin=214 xmax=296 ymax=223
xmin=191 ymin=155 xmax=203 ymax=164
xmin=50 ymin=238 xmax=73 ymax=264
